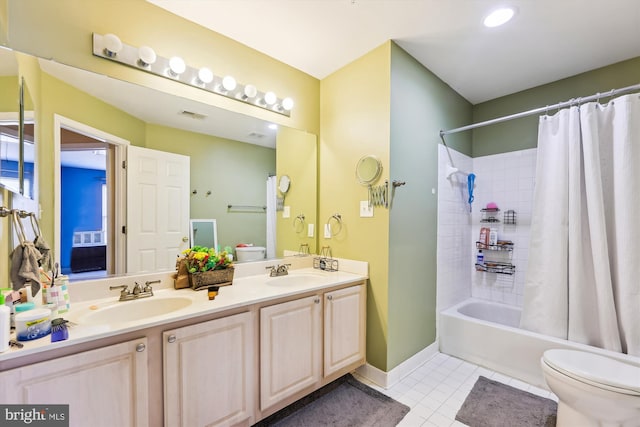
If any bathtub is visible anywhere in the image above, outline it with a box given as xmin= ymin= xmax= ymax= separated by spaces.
xmin=439 ymin=298 xmax=640 ymax=388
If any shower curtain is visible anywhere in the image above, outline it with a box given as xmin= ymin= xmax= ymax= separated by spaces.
xmin=266 ymin=176 xmax=277 ymax=259
xmin=520 ymin=94 xmax=640 ymax=357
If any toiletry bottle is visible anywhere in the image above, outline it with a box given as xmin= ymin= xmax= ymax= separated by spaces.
xmin=0 ymin=289 xmax=11 ymax=353
xmin=476 ymin=250 xmax=484 ymax=265
xmin=489 ymin=228 xmax=498 ymax=246
xmin=479 ymin=227 xmax=490 ymax=245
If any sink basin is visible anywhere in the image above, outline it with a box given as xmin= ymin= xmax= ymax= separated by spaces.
xmin=78 ymin=296 xmax=193 ymax=324
xmin=266 ymin=273 xmax=328 ymax=286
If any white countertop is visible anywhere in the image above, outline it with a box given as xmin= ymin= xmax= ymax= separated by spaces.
xmin=0 ymin=263 xmax=367 ymax=363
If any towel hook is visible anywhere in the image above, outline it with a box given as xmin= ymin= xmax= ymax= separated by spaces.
xmin=12 ymin=210 xmax=28 ymax=244
xmin=29 ymin=212 xmax=42 ymax=237
xmin=326 ymin=213 xmax=343 ymax=236
xmin=293 ymin=214 xmax=305 ymax=233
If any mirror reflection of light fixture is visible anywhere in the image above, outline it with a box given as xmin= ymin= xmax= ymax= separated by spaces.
xmin=168 ymin=56 xmax=186 ymax=77
xmin=196 ymin=67 xmax=214 ymax=85
xmin=137 ymin=46 xmax=156 ymax=67
xmin=103 ymin=33 xmax=122 ymax=57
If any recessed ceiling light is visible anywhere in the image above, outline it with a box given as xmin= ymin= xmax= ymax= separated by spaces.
xmin=483 ymin=7 xmax=515 ymax=28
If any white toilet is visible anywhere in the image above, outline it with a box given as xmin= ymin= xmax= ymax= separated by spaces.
xmin=541 ymin=349 xmax=640 ymax=427
xmin=235 ymin=246 xmax=266 ymax=263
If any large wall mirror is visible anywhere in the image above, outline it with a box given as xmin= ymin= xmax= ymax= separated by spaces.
xmin=0 ymin=50 xmax=35 ymax=200
xmin=0 ymin=47 xmax=318 ymax=284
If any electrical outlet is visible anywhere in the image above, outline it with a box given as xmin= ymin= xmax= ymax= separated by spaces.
xmin=283 ymin=206 xmax=290 ymax=218
xmin=360 ymin=200 xmax=374 ymax=217
xmin=324 ymin=223 xmax=331 ymax=238
xmin=308 ymin=223 xmax=314 ymax=237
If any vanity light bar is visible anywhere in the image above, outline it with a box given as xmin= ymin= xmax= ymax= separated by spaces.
xmin=92 ymin=33 xmax=293 ymax=117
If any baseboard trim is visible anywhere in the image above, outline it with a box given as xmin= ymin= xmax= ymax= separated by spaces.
xmin=356 ymin=342 xmax=439 ymax=389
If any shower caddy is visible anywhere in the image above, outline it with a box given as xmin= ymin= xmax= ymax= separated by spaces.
xmin=475 ymin=208 xmax=517 ymax=275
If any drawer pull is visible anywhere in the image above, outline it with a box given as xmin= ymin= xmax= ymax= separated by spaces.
xmin=167 ymin=335 xmax=177 ymax=343
xmin=136 ymin=343 xmax=146 ymax=352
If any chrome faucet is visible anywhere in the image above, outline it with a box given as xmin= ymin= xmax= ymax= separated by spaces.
xmin=110 ymin=281 xmax=154 ymax=302
xmin=266 ymin=264 xmax=291 ymax=277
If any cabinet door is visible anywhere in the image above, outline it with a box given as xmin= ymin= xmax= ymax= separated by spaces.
xmin=260 ymin=295 xmax=322 ymax=410
xmin=324 ymin=284 xmax=366 ymax=377
xmin=163 ymin=311 xmax=255 ymax=427
xmin=0 ymin=338 xmax=149 ymax=427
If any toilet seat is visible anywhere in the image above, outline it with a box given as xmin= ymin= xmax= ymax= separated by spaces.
xmin=543 ymin=349 xmax=640 ymax=396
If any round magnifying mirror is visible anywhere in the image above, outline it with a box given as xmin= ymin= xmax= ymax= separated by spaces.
xmin=278 ymin=175 xmax=291 ymax=193
xmin=355 ymin=155 xmax=382 ymax=185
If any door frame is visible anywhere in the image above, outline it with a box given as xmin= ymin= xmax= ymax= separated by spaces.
xmin=54 ymin=114 xmax=129 ymax=275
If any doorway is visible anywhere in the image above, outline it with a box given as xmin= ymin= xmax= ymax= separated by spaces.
xmin=54 ymin=115 xmax=128 ymax=280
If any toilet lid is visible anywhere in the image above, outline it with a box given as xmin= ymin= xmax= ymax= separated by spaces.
xmin=543 ymin=349 xmax=640 ymax=395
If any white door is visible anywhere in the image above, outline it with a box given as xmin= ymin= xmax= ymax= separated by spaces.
xmin=126 ymin=146 xmax=190 ymax=273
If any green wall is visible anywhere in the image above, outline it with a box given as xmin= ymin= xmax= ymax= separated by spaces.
xmin=320 ymin=42 xmax=472 ymax=372
xmin=472 ymin=56 xmax=640 ymax=157
xmin=145 ymin=124 xmax=275 ymax=251
xmin=387 ymin=44 xmax=472 ymax=370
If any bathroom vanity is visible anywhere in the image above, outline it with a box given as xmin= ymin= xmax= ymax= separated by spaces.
xmin=0 ymin=261 xmax=367 ymax=427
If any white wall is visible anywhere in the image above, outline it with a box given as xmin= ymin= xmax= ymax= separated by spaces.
xmin=437 ymin=145 xmax=536 ymax=312
xmin=436 ymin=144 xmax=473 ymax=313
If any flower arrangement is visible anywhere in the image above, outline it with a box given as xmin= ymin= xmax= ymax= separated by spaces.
xmin=181 ymin=246 xmax=233 ymax=273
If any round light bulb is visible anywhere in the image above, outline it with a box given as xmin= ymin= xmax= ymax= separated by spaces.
xmin=198 ymin=67 xmax=214 ymax=84
xmin=282 ymin=97 xmax=294 ymax=111
xmin=168 ymin=56 xmax=186 ymax=76
xmin=483 ymin=7 xmax=515 ymax=27
xmin=222 ymin=75 xmax=237 ymax=91
xmin=264 ymin=91 xmax=277 ymax=106
xmin=243 ymin=84 xmax=258 ymax=99
xmin=138 ymin=46 xmax=157 ymax=67
xmin=103 ymin=33 xmax=122 ymax=57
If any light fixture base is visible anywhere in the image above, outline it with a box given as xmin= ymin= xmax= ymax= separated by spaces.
xmin=92 ymin=33 xmax=292 ymax=117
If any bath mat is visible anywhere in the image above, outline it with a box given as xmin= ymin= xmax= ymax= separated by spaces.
xmin=456 ymin=376 xmax=557 ymax=427
xmin=253 ymin=374 xmax=410 ymax=426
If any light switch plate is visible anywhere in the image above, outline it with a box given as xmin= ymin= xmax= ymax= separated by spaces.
xmin=324 ymin=223 xmax=331 ymax=238
xmin=360 ymin=200 xmax=374 ymax=217
xmin=283 ymin=206 xmax=290 ymax=218
xmin=308 ymin=224 xmax=314 ymax=237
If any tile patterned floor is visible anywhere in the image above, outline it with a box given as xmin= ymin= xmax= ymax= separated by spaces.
xmin=356 ymin=352 xmax=558 ymax=427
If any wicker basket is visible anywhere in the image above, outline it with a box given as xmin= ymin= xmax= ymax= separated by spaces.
xmin=189 ymin=267 xmax=235 ymax=290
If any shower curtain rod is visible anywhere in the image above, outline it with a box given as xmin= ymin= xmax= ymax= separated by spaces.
xmin=439 ymin=82 xmax=640 ymax=137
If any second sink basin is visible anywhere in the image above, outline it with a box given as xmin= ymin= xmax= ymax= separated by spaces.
xmin=266 ymin=272 xmax=328 ymax=286
xmin=78 ymin=296 xmax=193 ymax=325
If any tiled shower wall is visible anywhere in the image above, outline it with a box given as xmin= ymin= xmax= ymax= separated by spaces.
xmin=436 ymin=145 xmax=473 ymax=312
xmin=437 ymin=145 xmax=537 ymax=312
xmin=470 ymin=149 xmax=536 ymax=307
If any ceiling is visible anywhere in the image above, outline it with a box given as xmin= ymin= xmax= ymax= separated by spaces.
xmin=148 ymin=0 xmax=640 ymax=104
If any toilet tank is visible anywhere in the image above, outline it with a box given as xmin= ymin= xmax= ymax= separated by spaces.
xmin=235 ymin=246 xmax=266 ymax=262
